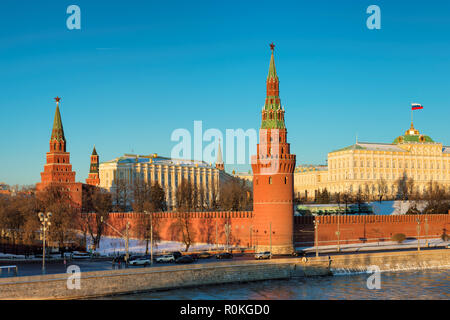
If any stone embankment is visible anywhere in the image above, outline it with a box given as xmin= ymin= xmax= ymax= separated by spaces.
xmin=0 ymin=249 xmax=448 ymax=299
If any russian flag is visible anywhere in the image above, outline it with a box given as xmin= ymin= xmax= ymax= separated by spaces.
xmin=412 ymin=103 xmax=423 ymax=110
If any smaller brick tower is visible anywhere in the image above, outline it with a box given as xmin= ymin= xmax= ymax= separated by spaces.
xmin=86 ymin=145 xmax=100 ymax=186
xmin=36 ymin=97 xmax=83 ymax=208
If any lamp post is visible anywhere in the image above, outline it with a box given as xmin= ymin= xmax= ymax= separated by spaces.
xmin=38 ymin=212 xmax=52 ymax=274
xmin=336 ymin=211 xmax=341 ymax=253
xmin=144 ymin=211 xmax=154 ymax=267
xmin=425 ymin=216 xmax=429 ymax=248
xmin=314 ymin=219 xmax=320 ymax=258
xmin=125 ymin=221 xmax=130 ymax=264
xmin=416 ymin=218 xmax=421 ymax=252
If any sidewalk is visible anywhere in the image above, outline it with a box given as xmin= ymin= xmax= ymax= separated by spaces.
xmin=297 ymin=238 xmax=448 ymax=254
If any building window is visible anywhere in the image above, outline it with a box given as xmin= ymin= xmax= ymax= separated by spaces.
xmin=269 ymin=177 xmax=272 ymax=184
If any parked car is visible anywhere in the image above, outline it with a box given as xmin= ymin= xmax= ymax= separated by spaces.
xmin=216 ymin=252 xmax=233 ymax=260
xmin=156 ymin=254 xmax=175 ymax=263
xmin=175 ymin=255 xmax=194 ymax=264
xmin=171 ymin=251 xmax=182 ymax=259
xmin=255 ymin=251 xmax=272 ymax=260
xmin=128 ymin=255 xmax=152 ymax=266
xmin=197 ymin=252 xmax=212 ymax=259
xmin=72 ymin=251 xmax=91 ymax=259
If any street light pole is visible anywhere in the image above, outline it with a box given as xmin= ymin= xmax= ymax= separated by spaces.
xmin=336 ymin=212 xmax=341 ymax=253
xmin=416 ymin=218 xmax=421 ymax=252
xmin=425 ymin=216 xmax=429 ymax=248
xmin=38 ymin=212 xmax=52 ymax=275
xmin=150 ymin=213 xmax=153 ymax=267
xmin=314 ymin=219 xmax=320 ymax=258
xmin=125 ymin=221 xmax=130 ymax=264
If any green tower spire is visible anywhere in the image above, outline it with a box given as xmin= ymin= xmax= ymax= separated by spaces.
xmin=51 ymin=97 xmax=66 ymax=143
xmin=261 ymin=43 xmax=286 ymax=129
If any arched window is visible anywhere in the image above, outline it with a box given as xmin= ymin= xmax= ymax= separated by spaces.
xmin=284 ymin=176 xmax=287 ymax=184
xmin=269 ymin=176 xmax=272 ymax=184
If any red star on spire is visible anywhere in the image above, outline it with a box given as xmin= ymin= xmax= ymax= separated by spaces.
xmin=270 ymin=43 xmax=275 ymax=51
xmin=54 ymin=96 xmax=61 ymax=103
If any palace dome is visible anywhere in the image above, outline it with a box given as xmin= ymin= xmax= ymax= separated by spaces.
xmin=393 ymin=122 xmax=434 ymax=144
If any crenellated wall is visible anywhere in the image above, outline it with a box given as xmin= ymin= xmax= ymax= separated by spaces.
xmin=81 ymin=211 xmax=450 ymax=251
xmin=86 ymin=211 xmax=255 ymax=248
xmin=294 ymin=214 xmax=450 ymax=247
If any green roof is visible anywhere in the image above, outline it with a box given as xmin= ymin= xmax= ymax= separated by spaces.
xmin=50 ymin=104 xmax=65 ymax=142
xmin=393 ymin=134 xmax=434 ymax=144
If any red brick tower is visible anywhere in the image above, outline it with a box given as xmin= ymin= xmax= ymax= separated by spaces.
xmin=36 ymin=97 xmax=83 ymax=208
xmin=251 ymin=44 xmax=296 ymax=254
xmin=86 ymin=145 xmax=100 ymax=186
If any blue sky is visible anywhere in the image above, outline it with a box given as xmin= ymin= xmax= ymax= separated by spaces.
xmin=1 ymin=0 xmax=450 ymax=185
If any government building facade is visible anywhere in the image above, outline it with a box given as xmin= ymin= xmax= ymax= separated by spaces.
xmin=99 ymin=152 xmax=232 ymax=209
xmin=294 ymin=122 xmax=450 ymax=200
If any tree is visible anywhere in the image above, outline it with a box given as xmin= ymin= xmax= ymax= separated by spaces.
xmin=377 ymin=178 xmax=388 ymax=202
xmin=174 ymin=179 xmax=197 ymax=251
xmin=342 ymin=192 xmax=352 ymax=213
xmin=423 ymin=181 xmax=450 ymax=214
xmin=134 ymin=182 xmax=165 ymax=254
xmin=82 ymin=187 xmax=112 ymax=250
xmin=112 ymin=178 xmax=131 ymax=212
xmin=219 ymin=178 xmax=253 ymax=211
xmin=396 ymin=172 xmax=409 ymax=200
xmin=37 ymin=185 xmax=78 ymax=256
xmin=354 ymin=187 xmax=366 ymax=213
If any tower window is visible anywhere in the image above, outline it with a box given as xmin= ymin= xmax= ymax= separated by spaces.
xmin=285 ymin=176 xmax=287 ymax=184
xmin=269 ymin=176 xmax=272 ymax=184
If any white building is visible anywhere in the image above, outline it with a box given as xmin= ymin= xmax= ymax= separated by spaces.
xmin=99 ymin=153 xmax=232 ymax=209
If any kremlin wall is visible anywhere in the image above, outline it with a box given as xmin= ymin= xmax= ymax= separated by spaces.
xmin=37 ymin=46 xmax=450 ymax=254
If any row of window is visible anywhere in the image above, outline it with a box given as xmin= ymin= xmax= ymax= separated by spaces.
xmin=330 ymin=159 xmax=449 ymax=169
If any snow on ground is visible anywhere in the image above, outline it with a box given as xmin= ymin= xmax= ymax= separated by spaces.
xmin=90 ymin=236 xmax=226 ymax=256
xmin=369 ymin=200 xmax=427 ymax=215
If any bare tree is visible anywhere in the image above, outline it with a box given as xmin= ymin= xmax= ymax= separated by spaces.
xmin=219 ymin=178 xmax=253 ymax=211
xmin=377 ymin=178 xmax=389 ymax=202
xmin=37 ymin=185 xmax=78 ymax=256
xmin=112 ymin=178 xmax=131 ymax=212
xmin=396 ymin=172 xmax=409 ymax=200
xmin=174 ymin=179 xmax=197 ymax=251
xmin=82 ymin=187 xmax=112 ymax=250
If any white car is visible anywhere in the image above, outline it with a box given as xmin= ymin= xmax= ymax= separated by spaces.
xmin=129 ymin=256 xmax=152 ymax=266
xmin=255 ymin=252 xmax=272 ymax=260
xmin=156 ymin=254 xmax=175 ymax=263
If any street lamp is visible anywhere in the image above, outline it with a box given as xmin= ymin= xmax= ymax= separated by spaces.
xmin=144 ymin=211 xmax=153 ymax=267
xmin=416 ymin=218 xmax=421 ymax=252
xmin=425 ymin=216 xmax=429 ymax=247
xmin=38 ymin=212 xmax=52 ymax=274
xmin=313 ymin=219 xmax=320 ymax=258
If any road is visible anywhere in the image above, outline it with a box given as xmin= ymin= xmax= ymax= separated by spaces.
xmin=0 ymin=246 xmax=446 ymax=278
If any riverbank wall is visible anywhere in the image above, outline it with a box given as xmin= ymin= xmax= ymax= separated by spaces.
xmin=0 ymin=249 xmax=448 ymax=300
